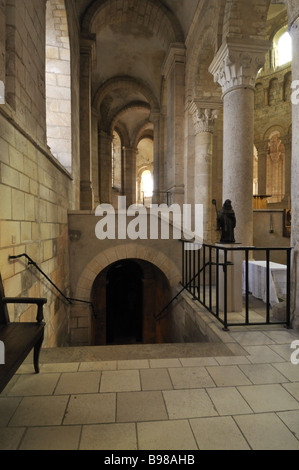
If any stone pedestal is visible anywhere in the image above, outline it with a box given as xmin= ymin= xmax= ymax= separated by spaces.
xmin=217 ymin=244 xmax=243 ymax=313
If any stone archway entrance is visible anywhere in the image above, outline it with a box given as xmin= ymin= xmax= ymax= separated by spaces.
xmin=106 ymin=260 xmax=143 ymax=345
xmin=90 ymin=258 xmax=173 ymax=346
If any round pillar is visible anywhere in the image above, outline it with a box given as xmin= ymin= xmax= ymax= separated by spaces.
xmin=223 ymin=87 xmax=255 ymax=246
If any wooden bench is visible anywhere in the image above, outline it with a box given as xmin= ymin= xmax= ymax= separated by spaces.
xmin=0 ymin=274 xmax=47 ymax=393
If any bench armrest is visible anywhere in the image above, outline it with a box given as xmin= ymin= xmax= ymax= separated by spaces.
xmin=1 ymin=298 xmax=47 ymax=323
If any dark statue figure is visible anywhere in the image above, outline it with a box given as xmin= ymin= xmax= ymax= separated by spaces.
xmin=217 ymin=199 xmax=236 ymax=243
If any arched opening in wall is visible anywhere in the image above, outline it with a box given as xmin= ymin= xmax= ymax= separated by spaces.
xmin=266 ymin=131 xmax=285 ymax=204
xmin=90 ymin=258 xmax=172 ymax=346
xmin=253 ymin=146 xmax=259 ymax=196
xmin=112 ymin=131 xmax=122 ymax=193
xmin=272 ymin=26 xmax=292 ymax=69
xmin=136 ymin=137 xmax=153 ymax=205
xmin=107 ymin=260 xmax=143 ymax=345
xmin=46 ymin=0 xmax=72 ymax=173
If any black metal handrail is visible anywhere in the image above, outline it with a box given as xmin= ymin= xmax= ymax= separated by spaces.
xmin=9 ymin=254 xmax=96 ymax=317
xmin=180 ymin=242 xmax=292 ymax=330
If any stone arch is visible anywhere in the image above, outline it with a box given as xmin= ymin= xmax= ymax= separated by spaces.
xmin=75 ymin=243 xmax=181 ymax=301
xmin=80 ymin=0 xmax=184 ymax=46
xmin=263 ymin=124 xmax=286 ymax=142
xmin=93 ymin=76 xmax=160 ymax=117
xmin=110 ymin=102 xmax=151 ymax=136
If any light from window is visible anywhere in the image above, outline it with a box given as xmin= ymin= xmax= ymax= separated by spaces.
xmin=141 ymin=170 xmax=153 ymax=198
xmin=278 ymin=32 xmax=292 ymax=66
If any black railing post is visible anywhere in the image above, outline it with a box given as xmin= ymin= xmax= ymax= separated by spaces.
xmin=223 ymin=248 xmax=228 ymax=330
xmin=181 ymin=240 xmax=185 ymax=287
xmin=286 ymin=248 xmax=291 ymax=328
xmin=245 ymin=249 xmax=249 ymax=324
xmin=266 ymin=249 xmax=270 ymax=323
xmin=216 ymin=247 xmax=219 ymax=318
xmin=203 ymin=245 xmax=206 ymax=305
xmin=209 ymin=246 xmax=212 ymax=311
xmin=197 ymin=247 xmax=201 ymax=302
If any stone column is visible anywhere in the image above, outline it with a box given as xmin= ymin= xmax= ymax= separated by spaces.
xmin=123 ymin=146 xmax=137 ymax=207
xmin=290 ymin=16 xmax=299 ymax=328
xmin=98 ymin=130 xmax=113 ymax=204
xmin=151 ymin=111 xmax=161 ymax=205
xmin=80 ymin=34 xmax=96 ymax=210
xmin=210 ymin=38 xmax=270 ymax=246
xmin=190 ymin=100 xmax=220 ymax=242
xmin=162 ymin=44 xmax=186 ymax=206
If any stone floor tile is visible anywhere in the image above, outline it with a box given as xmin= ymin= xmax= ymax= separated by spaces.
xmin=206 ymin=365 xmax=252 ymax=387
xmin=215 ymin=356 xmax=251 ymax=365
xmin=55 ymin=371 xmax=101 ymax=395
xmin=9 ymin=396 xmax=69 ymax=427
xmin=207 ymin=387 xmax=253 ymax=415
xmin=244 ymin=345 xmax=286 ymax=363
xmin=239 ymin=363 xmax=289 ymax=384
xmin=263 ymin=330 xmax=298 ymax=344
xmin=100 ymin=370 xmax=141 ymax=392
xmin=63 ymin=393 xmax=116 ymax=425
xmin=179 ymin=357 xmax=218 ymax=367
xmin=8 ymin=373 xmax=60 ymax=396
xmin=168 ymin=367 xmax=215 ymax=389
xmin=273 ymin=362 xmax=299 ymax=382
xmin=80 ymin=423 xmax=137 ymax=450
xmin=117 ymin=359 xmax=149 ymax=370
xmin=41 ymin=363 xmax=79 ymax=373
xmin=149 ymin=358 xmax=181 ymax=368
xmin=117 ymin=391 xmax=168 ymax=422
xmin=234 ymin=413 xmax=299 ymax=450
xmin=237 ymin=384 xmax=299 ymax=412
xmin=0 ymin=397 xmax=22 ymax=426
xmin=140 ymin=368 xmax=172 ymax=391
xmin=163 ymin=389 xmax=218 ymax=419
xmin=19 ymin=426 xmax=81 ymax=450
xmin=79 ymin=361 xmax=117 ymax=371
xmin=190 ymin=416 xmax=250 ymax=450
xmin=282 ymin=382 xmax=299 ymax=401
xmin=269 ymin=344 xmax=294 ymax=361
xmin=137 ymin=420 xmax=198 ymax=450
xmin=229 ymin=331 xmax=275 ymax=346
xmin=0 ymin=427 xmax=25 ymax=450
xmin=277 ymin=410 xmax=299 ymax=441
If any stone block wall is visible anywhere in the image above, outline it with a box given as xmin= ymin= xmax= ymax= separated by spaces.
xmin=0 ymin=0 xmax=80 ymax=347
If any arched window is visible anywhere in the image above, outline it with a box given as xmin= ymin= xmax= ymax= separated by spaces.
xmin=141 ymin=170 xmax=153 ymax=198
xmin=46 ymin=0 xmax=72 ymax=172
xmin=112 ymin=131 xmax=122 ymax=191
xmin=277 ymin=31 xmax=292 ymax=67
xmin=272 ymin=27 xmax=292 ymax=69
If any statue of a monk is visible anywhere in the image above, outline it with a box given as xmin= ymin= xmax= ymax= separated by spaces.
xmin=217 ymin=199 xmax=236 ymax=243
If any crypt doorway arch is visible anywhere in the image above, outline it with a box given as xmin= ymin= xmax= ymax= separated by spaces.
xmin=90 ymin=258 xmax=172 ymax=346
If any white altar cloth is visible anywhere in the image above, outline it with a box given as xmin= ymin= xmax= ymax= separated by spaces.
xmin=242 ymin=261 xmax=286 ymax=306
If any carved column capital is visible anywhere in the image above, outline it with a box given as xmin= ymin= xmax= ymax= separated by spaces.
xmin=209 ymin=38 xmax=270 ymax=97
xmin=189 ymin=100 xmax=221 ymax=135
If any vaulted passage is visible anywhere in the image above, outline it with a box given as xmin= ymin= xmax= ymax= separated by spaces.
xmin=91 ymin=259 xmax=172 ymax=346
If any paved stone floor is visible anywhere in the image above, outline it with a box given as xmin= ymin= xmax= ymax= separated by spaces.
xmin=1 ymin=309 xmax=299 ymax=450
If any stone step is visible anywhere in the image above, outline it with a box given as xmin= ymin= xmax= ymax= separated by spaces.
xmin=36 ymin=341 xmax=235 ymax=364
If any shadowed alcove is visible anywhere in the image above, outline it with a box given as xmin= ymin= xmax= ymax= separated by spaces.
xmin=90 ymin=259 xmax=172 ymax=346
